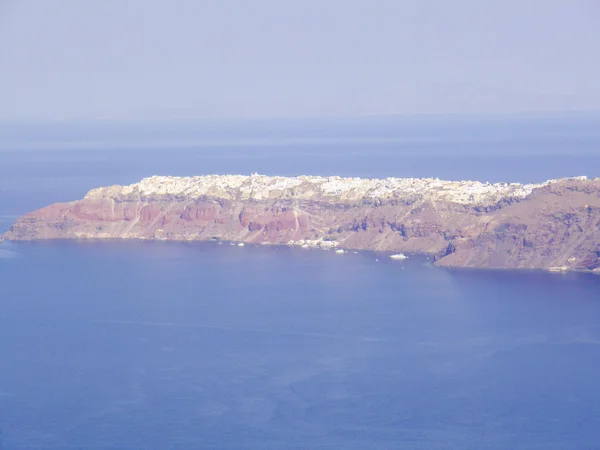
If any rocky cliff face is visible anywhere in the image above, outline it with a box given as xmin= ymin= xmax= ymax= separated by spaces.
xmin=4 ymin=174 xmax=600 ymax=272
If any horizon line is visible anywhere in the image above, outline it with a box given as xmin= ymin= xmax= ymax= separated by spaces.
xmin=1 ymin=109 xmax=600 ymax=124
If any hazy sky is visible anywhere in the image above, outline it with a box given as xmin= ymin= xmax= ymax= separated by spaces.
xmin=1 ymin=0 xmax=599 ymax=120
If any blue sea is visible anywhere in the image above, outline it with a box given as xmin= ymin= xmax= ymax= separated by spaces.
xmin=1 ymin=116 xmax=600 ymax=449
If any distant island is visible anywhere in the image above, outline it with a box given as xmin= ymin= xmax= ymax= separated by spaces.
xmin=3 ymin=174 xmax=600 ymax=273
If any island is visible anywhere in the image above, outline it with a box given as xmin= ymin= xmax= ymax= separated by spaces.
xmin=3 ymin=174 xmax=600 ymax=272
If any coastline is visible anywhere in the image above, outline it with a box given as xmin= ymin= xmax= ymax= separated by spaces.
xmin=6 ymin=237 xmax=600 ymax=279
xmin=3 ymin=174 xmax=600 ymax=274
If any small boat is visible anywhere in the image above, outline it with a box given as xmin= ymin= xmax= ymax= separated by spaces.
xmin=389 ymin=253 xmax=407 ymax=260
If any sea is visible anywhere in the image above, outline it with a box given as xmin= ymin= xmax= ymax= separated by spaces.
xmin=1 ymin=115 xmax=600 ymax=449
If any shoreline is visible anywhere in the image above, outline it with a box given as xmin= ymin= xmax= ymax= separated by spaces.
xmin=3 ymin=174 xmax=600 ymax=274
xmin=5 ymin=237 xmax=599 ymax=275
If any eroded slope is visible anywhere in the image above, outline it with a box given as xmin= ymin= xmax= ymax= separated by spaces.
xmin=4 ymin=174 xmax=600 ymax=272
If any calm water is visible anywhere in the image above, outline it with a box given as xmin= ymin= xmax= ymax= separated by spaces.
xmin=1 ymin=117 xmax=600 ymax=449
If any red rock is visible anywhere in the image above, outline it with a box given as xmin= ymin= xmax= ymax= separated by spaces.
xmin=4 ymin=175 xmax=600 ymax=272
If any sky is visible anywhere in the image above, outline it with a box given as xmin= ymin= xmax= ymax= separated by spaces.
xmin=1 ymin=0 xmax=600 ymax=120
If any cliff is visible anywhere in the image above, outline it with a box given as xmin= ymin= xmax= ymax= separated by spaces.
xmin=3 ymin=174 xmax=600 ymax=272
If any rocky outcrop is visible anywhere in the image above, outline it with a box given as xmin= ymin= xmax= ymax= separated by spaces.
xmin=4 ymin=174 xmax=600 ymax=272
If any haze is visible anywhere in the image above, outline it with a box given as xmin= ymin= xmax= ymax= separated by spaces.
xmin=1 ymin=0 xmax=600 ymax=120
